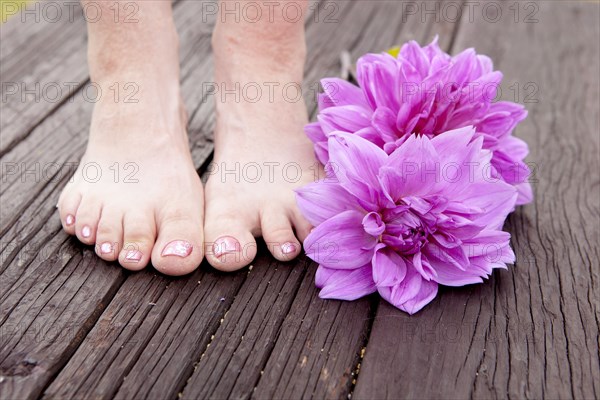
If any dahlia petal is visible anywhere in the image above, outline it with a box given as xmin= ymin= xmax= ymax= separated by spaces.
xmin=378 ymin=266 xmax=438 ymax=314
xmin=476 ymin=54 xmax=494 ymax=75
xmin=372 ymin=107 xmax=400 ymax=142
xmin=454 ymin=181 xmax=517 ymax=230
xmin=328 ymin=132 xmax=388 ymax=209
xmin=355 ymin=126 xmax=386 ymax=148
xmin=372 ymin=244 xmax=407 ymax=287
xmin=435 ymin=214 xmax=485 ymax=240
xmin=429 ymin=125 xmax=476 ymax=156
xmin=363 ymin=212 xmax=386 ymax=237
xmin=448 ymin=48 xmax=478 ymax=86
xmin=381 ymin=135 xmax=440 ymax=200
xmin=295 ymin=180 xmax=359 ymax=226
xmin=425 ymin=254 xmax=484 ymax=286
xmin=316 ymin=264 xmax=377 ymax=301
xmin=395 ymin=101 xmax=417 ymax=135
xmin=356 ymin=53 xmax=399 ymax=110
xmin=515 ymin=181 xmax=534 ymax=205
xmin=304 ymin=210 xmax=376 ymax=269
xmin=422 ymin=35 xmax=445 ymax=61
xmin=479 ymin=102 xmax=528 ymax=137
xmin=399 ymin=40 xmax=431 ymax=78
xmin=304 ymin=122 xmax=329 ymax=164
xmin=378 ymin=266 xmax=422 ymax=305
xmin=320 ymin=77 xmax=370 ymax=108
xmin=492 ymin=153 xmax=531 ymax=186
xmin=477 ymin=110 xmax=521 ymax=138
xmin=500 ymin=135 xmax=530 ymax=160
xmin=318 ymin=105 xmax=373 ymax=134
xmin=464 ymin=230 xmax=515 ymax=264
xmin=412 ymin=251 xmax=437 ymax=280
xmin=423 ymin=241 xmax=470 ymax=271
xmin=396 ymin=279 xmax=438 ymax=315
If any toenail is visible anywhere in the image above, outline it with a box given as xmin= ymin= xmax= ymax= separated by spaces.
xmin=65 ymin=214 xmax=75 ymax=226
xmin=161 ymin=240 xmax=193 ymax=257
xmin=213 ymin=236 xmax=241 ymax=259
xmin=281 ymin=242 xmax=297 ymax=255
xmin=82 ymin=226 xmax=91 ymax=238
xmin=125 ymin=250 xmax=143 ymax=262
xmin=100 ymin=242 xmax=113 ymax=254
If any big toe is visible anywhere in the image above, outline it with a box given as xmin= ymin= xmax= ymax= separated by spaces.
xmin=151 ymin=207 xmax=204 ymax=276
xmin=204 ymin=215 xmax=257 ymax=272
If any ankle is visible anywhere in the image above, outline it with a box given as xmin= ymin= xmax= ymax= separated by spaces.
xmin=212 ymin=24 xmax=306 ymax=77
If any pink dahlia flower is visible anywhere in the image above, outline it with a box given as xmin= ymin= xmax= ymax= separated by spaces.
xmin=305 ymin=37 xmax=532 ymax=205
xmin=296 ymin=128 xmax=518 ymax=314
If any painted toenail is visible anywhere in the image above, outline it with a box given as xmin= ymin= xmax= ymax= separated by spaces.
xmin=281 ymin=242 xmax=297 ymax=255
xmin=82 ymin=226 xmax=91 ymax=238
xmin=100 ymin=242 xmax=113 ymax=254
xmin=65 ymin=214 xmax=75 ymax=226
xmin=125 ymin=250 xmax=143 ymax=262
xmin=213 ymin=236 xmax=241 ymax=258
xmin=161 ymin=240 xmax=193 ymax=257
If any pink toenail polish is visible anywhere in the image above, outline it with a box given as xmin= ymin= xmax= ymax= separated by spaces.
xmin=161 ymin=240 xmax=192 ymax=257
xmin=213 ymin=236 xmax=241 ymax=258
xmin=125 ymin=250 xmax=143 ymax=262
xmin=100 ymin=242 xmax=113 ymax=254
xmin=281 ymin=242 xmax=297 ymax=255
xmin=65 ymin=215 xmax=75 ymax=226
xmin=82 ymin=226 xmax=91 ymax=238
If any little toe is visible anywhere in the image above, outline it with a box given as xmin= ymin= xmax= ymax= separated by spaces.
xmin=75 ymin=198 xmax=103 ymax=245
xmin=152 ymin=208 xmax=203 ymax=276
xmin=261 ymin=210 xmax=301 ymax=261
xmin=57 ymin=191 xmax=82 ymax=235
xmin=95 ymin=207 xmax=124 ymax=262
xmin=204 ymin=216 xmax=257 ymax=272
xmin=119 ymin=211 xmax=156 ymax=271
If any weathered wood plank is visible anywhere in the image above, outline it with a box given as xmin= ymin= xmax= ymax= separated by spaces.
xmin=180 ymin=251 xmax=311 ymax=400
xmin=252 ymin=266 xmax=376 ymax=400
xmin=0 ymin=0 xmax=89 ymax=156
xmin=353 ymin=2 xmax=600 ymax=399
xmin=0 ymin=238 xmax=124 ymax=400
xmin=43 ymin=265 xmax=247 ymax=400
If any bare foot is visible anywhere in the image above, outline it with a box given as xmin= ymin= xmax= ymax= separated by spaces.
xmin=204 ymin=20 xmax=319 ymax=271
xmin=57 ymin=2 xmax=204 ymax=275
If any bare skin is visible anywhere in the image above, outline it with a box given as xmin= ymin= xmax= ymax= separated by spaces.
xmin=203 ymin=0 xmax=318 ymax=270
xmin=57 ymin=1 xmax=204 ymax=275
xmin=57 ymin=0 xmax=318 ymax=274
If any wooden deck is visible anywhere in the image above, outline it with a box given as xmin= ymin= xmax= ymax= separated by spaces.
xmin=1 ymin=1 xmax=599 ymax=399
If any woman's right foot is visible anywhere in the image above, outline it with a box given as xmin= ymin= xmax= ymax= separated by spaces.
xmin=57 ymin=1 xmax=204 ymax=275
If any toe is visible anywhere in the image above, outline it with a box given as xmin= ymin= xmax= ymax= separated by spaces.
xmin=57 ymin=190 xmax=82 ymax=235
xmin=152 ymin=207 xmax=203 ymax=276
xmin=119 ymin=210 xmax=156 ymax=271
xmin=204 ymin=215 xmax=257 ymax=272
xmin=261 ymin=209 xmax=301 ymax=261
xmin=95 ymin=206 xmax=124 ymax=262
xmin=75 ymin=197 xmax=103 ymax=245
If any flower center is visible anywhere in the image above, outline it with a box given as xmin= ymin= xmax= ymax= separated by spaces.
xmin=381 ymin=207 xmax=428 ymax=255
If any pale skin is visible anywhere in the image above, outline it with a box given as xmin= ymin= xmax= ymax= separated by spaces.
xmin=57 ymin=0 xmax=319 ymax=275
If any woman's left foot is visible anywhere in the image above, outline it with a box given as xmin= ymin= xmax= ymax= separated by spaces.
xmin=204 ymin=26 xmax=319 ymax=271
